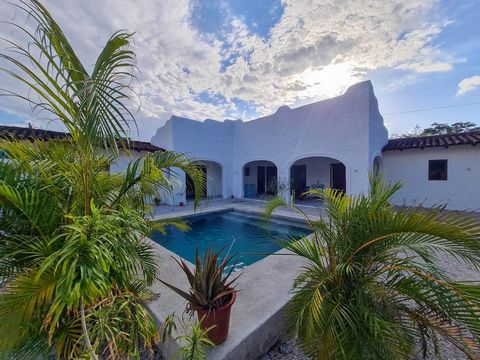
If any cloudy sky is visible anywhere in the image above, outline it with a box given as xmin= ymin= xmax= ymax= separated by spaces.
xmin=0 ymin=0 xmax=479 ymax=140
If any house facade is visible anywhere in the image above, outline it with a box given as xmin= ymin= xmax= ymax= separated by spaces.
xmin=2 ymin=80 xmax=478 ymax=212
xmin=152 ymin=81 xmax=387 ymax=204
xmin=382 ymin=133 xmax=480 ymax=211
xmin=151 ymin=80 xmax=480 ymax=212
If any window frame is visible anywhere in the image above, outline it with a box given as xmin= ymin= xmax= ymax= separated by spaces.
xmin=428 ymin=159 xmax=448 ymax=181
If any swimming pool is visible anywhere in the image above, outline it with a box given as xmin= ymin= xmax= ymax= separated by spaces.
xmin=150 ymin=210 xmax=310 ymax=271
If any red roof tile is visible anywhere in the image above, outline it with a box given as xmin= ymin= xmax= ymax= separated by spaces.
xmin=383 ymin=130 xmax=480 ymax=152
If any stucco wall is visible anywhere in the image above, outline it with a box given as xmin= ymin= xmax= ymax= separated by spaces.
xmin=231 ymin=81 xmax=380 ymax=198
xmin=369 ymin=88 xmax=389 ymax=166
xmin=151 ymin=117 xmax=234 ymax=203
xmin=204 ymin=161 xmax=222 ymax=197
xmin=151 ymin=80 xmax=389 ymax=203
xmin=109 ymin=150 xmax=146 ymax=173
xmin=382 ymin=145 xmax=480 ymax=211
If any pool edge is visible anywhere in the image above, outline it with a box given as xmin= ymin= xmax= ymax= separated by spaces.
xmin=146 ymin=202 xmax=314 ymax=359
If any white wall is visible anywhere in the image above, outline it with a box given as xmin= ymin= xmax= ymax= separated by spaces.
xmin=369 ymin=89 xmax=389 ymax=167
xmin=231 ymin=81 xmax=380 ymax=198
xmin=203 ymin=161 xmax=222 ymax=197
xmin=151 ymin=80 xmax=389 ymax=203
xmin=109 ymin=150 xmax=146 ymax=173
xmin=151 ymin=117 xmax=234 ymax=203
xmin=382 ymin=145 xmax=480 ymax=211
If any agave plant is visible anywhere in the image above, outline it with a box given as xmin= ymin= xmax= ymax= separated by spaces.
xmin=0 ymin=1 xmax=205 ymax=359
xmin=266 ymin=174 xmax=480 ymax=359
xmin=160 ymin=248 xmax=240 ymax=312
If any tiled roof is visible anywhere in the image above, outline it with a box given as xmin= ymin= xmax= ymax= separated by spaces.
xmin=383 ymin=130 xmax=480 ymax=152
xmin=0 ymin=125 xmax=67 ymax=141
xmin=0 ymin=125 xmax=162 ymax=153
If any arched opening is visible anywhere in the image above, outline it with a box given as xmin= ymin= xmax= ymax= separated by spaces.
xmin=290 ymin=156 xmax=346 ymax=204
xmin=243 ymin=160 xmax=278 ymax=199
xmin=186 ymin=160 xmax=223 ymax=202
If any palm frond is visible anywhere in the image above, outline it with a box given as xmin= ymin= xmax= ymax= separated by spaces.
xmin=270 ymin=173 xmax=480 ymax=359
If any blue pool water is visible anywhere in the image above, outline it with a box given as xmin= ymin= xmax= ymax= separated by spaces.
xmin=150 ymin=211 xmax=310 ymax=271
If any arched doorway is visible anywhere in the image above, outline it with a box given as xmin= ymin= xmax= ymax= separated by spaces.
xmin=290 ymin=156 xmax=346 ymax=203
xmin=243 ymin=160 xmax=278 ymax=199
xmin=186 ymin=160 xmax=223 ymax=201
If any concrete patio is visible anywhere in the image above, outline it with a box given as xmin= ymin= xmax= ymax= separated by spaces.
xmin=146 ymin=200 xmax=317 ymax=359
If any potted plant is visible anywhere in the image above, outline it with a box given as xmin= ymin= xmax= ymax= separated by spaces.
xmin=160 ymin=248 xmax=240 ymax=344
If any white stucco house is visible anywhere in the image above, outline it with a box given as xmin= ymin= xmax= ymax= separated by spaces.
xmin=2 ymin=80 xmax=478 ymax=212
xmin=151 ymin=80 xmax=480 ymax=212
xmin=382 ymin=133 xmax=480 ymax=210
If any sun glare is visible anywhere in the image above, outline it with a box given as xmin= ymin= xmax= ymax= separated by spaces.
xmin=298 ymin=62 xmax=360 ymax=99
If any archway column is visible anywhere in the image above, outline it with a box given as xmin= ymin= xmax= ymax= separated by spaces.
xmin=277 ymin=165 xmax=292 ymax=203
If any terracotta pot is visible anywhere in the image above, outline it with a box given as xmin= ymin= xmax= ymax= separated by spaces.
xmin=196 ymin=292 xmax=236 ymax=345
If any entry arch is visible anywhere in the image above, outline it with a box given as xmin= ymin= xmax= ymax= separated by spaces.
xmin=242 ymin=159 xmax=278 ymax=199
xmin=289 ymin=155 xmax=348 ymax=201
xmin=186 ymin=159 xmax=223 ymax=201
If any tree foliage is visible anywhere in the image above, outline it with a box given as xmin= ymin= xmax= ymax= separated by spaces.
xmin=266 ymin=175 xmax=480 ymax=359
xmin=0 ymin=1 xmax=205 ymax=358
xmin=421 ymin=122 xmax=480 ymax=135
xmin=392 ymin=122 xmax=480 ymax=138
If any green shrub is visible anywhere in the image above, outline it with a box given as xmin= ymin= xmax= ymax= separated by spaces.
xmin=266 ymin=174 xmax=480 ymax=359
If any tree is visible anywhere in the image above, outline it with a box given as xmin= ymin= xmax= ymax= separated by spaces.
xmin=390 ymin=124 xmax=423 ymax=139
xmin=421 ymin=122 xmax=480 ymax=135
xmin=266 ymin=175 xmax=480 ymax=359
xmin=392 ymin=122 xmax=480 ymax=138
xmin=0 ymin=1 xmax=205 ymax=358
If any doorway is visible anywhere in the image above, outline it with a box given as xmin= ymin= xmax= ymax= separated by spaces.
xmin=290 ymin=165 xmax=307 ymax=198
xmin=257 ymin=166 xmax=277 ymax=195
xmin=330 ymin=163 xmax=346 ymax=192
xmin=243 ymin=160 xmax=278 ymax=198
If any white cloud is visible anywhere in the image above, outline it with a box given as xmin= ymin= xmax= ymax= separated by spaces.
xmin=457 ymin=75 xmax=480 ymax=96
xmin=399 ymin=61 xmax=453 ymax=73
xmin=0 ymin=0 xmax=455 ymax=140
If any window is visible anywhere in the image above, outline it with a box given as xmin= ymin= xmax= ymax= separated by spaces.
xmin=428 ymin=160 xmax=448 ymax=181
xmin=244 ymin=166 xmax=250 ymax=177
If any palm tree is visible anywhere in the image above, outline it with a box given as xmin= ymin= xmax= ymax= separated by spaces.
xmin=0 ymin=1 xmax=204 ymax=358
xmin=266 ymin=175 xmax=480 ymax=359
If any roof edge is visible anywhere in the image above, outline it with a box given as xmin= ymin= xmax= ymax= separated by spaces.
xmin=0 ymin=124 xmax=163 ymax=153
xmin=383 ymin=130 xmax=480 ymax=152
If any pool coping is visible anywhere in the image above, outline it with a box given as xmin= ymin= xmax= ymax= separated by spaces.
xmin=146 ymin=203 xmax=314 ymax=359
